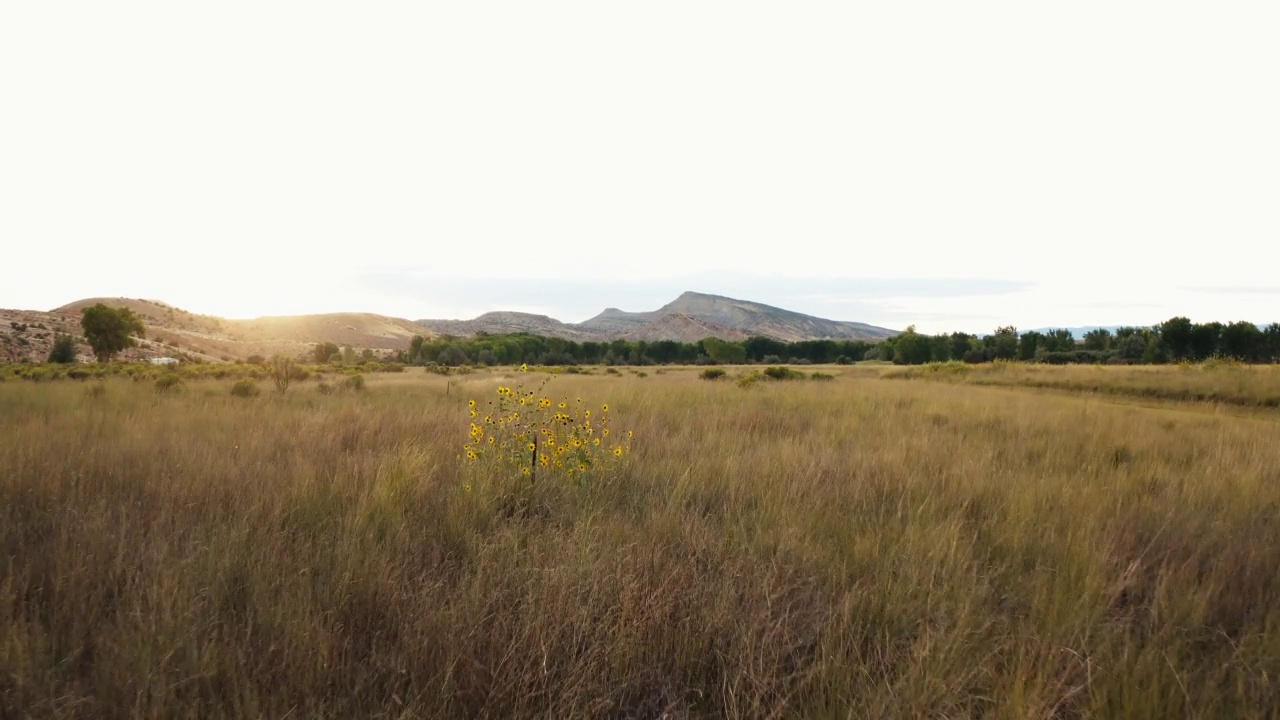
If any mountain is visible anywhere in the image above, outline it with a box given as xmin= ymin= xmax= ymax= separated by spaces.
xmin=0 ymin=298 xmax=430 ymax=363
xmin=0 ymin=291 xmax=897 ymax=363
xmin=416 ymin=291 xmax=898 ymax=342
xmin=417 ymin=311 xmax=596 ymax=341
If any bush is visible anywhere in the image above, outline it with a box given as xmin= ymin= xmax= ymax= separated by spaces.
xmin=343 ymin=374 xmax=365 ymax=392
xmin=317 ymin=382 xmax=334 ymax=395
xmin=763 ymin=366 xmax=806 ymax=381
xmin=736 ymin=370 xmax=762 ymax=388
xmin=270 ymin=355 xmax=296 ymax=393
xmin=810 ymin=372 xmax=836 ymax=381
xmin=230 ymin=378 xmax=260 ymax=398
xmin=700 ymin=368 xmax=727 ymax=380
xmin=154 ymin=374 xmax=183 ymax=392
xmin=48 ymin=334 xmax=78 ymax=364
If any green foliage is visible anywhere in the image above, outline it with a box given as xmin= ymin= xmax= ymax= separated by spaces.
xmin=47 ymin=334 xmax=78 ymax=364
xmin=700 ymin=368 xmax=727 ymax=380
xmin=343 ymin=374 xmax=365 ymax=392
xmin=763 ymin=366 xmax=806 ymax=381
xmin=230 ymin=378 xmax=260 ymax=398
xmin=809 ymin=372 xmax=835 ymax=381
xmin=80 ymin=304 xmax=146 ymax=362
xmin=438 ymin=345 xmax=470 ymax=367
xmin=891 ymin=325 xmax=934 ymax=365
xmin=702 ymin=337 xmax=746 ymax=364
xmin=154 ymin=374 xmax=183 ymax=392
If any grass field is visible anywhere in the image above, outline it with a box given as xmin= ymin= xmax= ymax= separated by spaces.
xmin=3 ymin=365 xmax=1279 ymax=718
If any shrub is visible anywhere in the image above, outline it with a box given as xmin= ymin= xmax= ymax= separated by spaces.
xmin=605 ymin=367 xmax=621 ymax=375
xmin=317 ymin=382 xmax=334 ymax=395
xmin=763 ymin=366 xmax=806 ymax=381
xmin=154 ymin=374 xmax=183 ymax=392
xmin=343 ymin=374 xmax=365 ymax=392
xmin=67 ymin=368 xmax=92 ymax=381
xmin=47 ymin=334 xmax=78 ymax=364
xmin=230 ymin=378 xmax=260 ymax=398
xmin=737 ymin=369 xmax=762 ymax=388
xmin=810 ymin=372 xmax=835 ymax=381
xmin=270 ymin=355 xmax=296 ymax=393
xmin=700 ymin=368 xmax=727 ymax=380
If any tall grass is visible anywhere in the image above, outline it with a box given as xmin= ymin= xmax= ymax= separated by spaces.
xmin=885 ymin=360 xmax=1280 ymax=408
xmin=2 ymin=370 xmax=1278 ymax=717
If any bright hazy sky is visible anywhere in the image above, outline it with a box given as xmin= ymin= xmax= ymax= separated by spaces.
xmin=2 ymin=3 xmax=1277 ymax=334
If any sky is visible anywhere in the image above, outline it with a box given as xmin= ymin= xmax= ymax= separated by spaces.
xmin=2 ymin=2 xmax=1277 ymax=334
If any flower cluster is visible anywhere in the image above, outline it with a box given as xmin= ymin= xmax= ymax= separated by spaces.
xmin=462 ymin=370 xmax=632 ymax=486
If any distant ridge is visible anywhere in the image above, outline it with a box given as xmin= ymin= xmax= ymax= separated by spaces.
xmin=417 ymin=291 xmax=898 ymax=342
xmin=0 ymin=291 xmax=897 ymax=362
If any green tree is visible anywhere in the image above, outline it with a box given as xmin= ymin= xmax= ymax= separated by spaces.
xmin=1160 ymin=317 xmax=1195 ymax=360
xmin=1017 ymin=330 xmax=1043 ymax=361
xmin=702 ymin=337 xmax=746 ymax=364
xmin=438 ymin=345 xmax=470 ymax=366
xmin=1082 ymin=328 xmax=1111 ymax=351
xmin=892 ymin=326 xmax=933 ymax=365
xmin=1220 ymin=321 xmax=1264 ymax=361
xmin=80 ymin=304 xmax=145 ymax=362
xmin=986 ymin=326 xmax=1019 ymax=360
xmin=1189 ymin=322 xmax=1223 ymax=360
xmin=47 ymin=334 xmax=78 ymax=363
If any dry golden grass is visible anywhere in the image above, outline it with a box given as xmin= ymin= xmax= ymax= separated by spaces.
xmin=884 ymin=360 xmax=1280 ymax=408
xmin=2 ymin=367 xmax=1278 ymax=718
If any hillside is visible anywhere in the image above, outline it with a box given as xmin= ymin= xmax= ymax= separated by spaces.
xmin=417 ymin=291 xmax=898 ymax=342
xmin=2 ymin=291 xmax=897 ymax=362
xmin=1 ymin=298 xmax=431 ymax=363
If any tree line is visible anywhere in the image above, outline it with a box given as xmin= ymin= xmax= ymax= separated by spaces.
xmin=391 ymin=334 xmax=880 ymax=367
xmin=392 ymin=317 xmax=1279 ymax=368
xmin=880 ymin=318 xmax=1280 ymax=366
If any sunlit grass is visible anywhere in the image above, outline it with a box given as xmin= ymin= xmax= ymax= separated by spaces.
xmin=2 ymin=368 xmax=1278 ymax=717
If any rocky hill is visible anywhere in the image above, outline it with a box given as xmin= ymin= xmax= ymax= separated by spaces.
xmin=417 ymin=291 xmax=898 ymax=342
